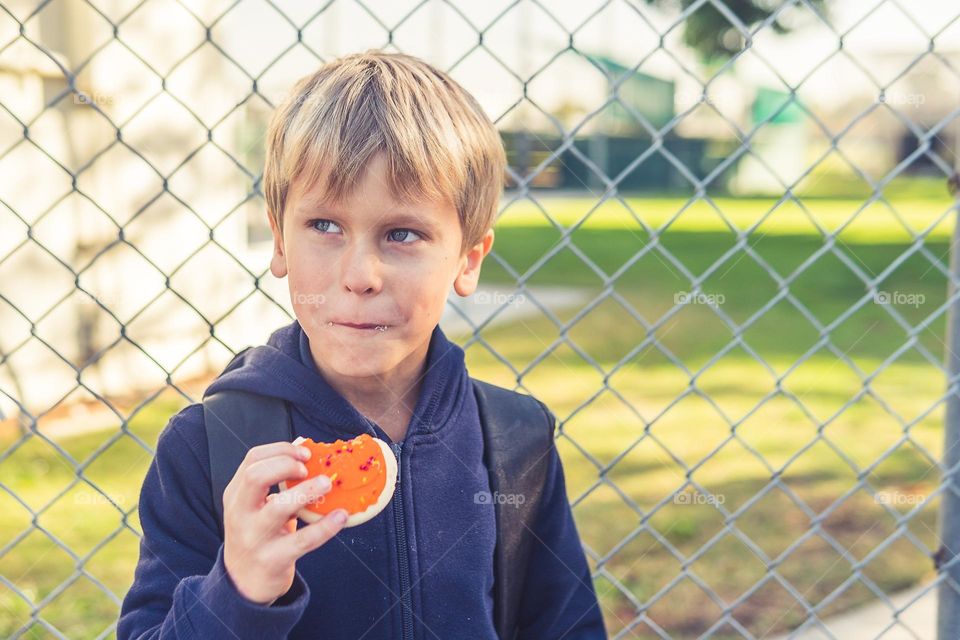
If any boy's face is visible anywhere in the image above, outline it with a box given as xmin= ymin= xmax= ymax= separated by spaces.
xmin=268 ymin=152 xmax=493 ymax=382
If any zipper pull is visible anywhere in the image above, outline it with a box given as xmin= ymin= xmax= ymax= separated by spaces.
xmin=392 ymin=442 xmax=402 ymax=485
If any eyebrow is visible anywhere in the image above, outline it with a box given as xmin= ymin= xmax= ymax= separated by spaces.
xmin=384 ymin=213 xmax=439 ymax=232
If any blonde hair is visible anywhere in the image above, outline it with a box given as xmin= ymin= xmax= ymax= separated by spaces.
xmin=263 ymin=50 xmax=506 ymax=255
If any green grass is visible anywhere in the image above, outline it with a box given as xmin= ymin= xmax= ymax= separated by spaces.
xmin=0 ymin=393 xmax=182 ymax=638
xmin=0 ymin=396 xmax=180 ymax=638
xmin=0 ymin=193 xmax=951 ymax=638
xmin=495 ymin=194 xmax=956 ymax=243
xmin=466 ymin=195 xmax=948 ymax=638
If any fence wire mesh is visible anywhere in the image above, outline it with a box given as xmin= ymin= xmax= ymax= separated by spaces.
xmin=1 ymin=0 xmax=960 ymax=638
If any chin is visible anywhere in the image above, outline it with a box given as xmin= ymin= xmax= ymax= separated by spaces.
xmin=327 ymin=348 xmax=397 ymax=378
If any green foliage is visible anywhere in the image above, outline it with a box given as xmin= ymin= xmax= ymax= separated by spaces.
xmin=644 ymin=0 xmax=827 ymax=62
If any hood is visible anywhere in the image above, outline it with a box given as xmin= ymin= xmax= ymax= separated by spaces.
xmin=202 ymin=319 xmax=470 ymax=441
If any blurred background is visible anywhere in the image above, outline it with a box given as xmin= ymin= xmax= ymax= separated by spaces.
xmin=0 ymin=0 xmax=959 ymax=637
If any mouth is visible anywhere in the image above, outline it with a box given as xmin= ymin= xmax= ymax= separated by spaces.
xmin=332 ymin=321 xmax=391 ymax=332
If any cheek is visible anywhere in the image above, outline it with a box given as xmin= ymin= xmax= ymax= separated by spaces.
xmin=286 ymin=250 xmax=333 ymax=317
xmin=288 ymin=263 xmax=323 ymax=290
xmin=417 ymin=256 xmax=457 ymax=304
xmin=397 ymin=264 xmax=454 ymax=319
xmin=285 ymin=240 xmax=326 ymax=281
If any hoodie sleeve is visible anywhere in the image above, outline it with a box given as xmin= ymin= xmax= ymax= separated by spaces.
xmin=117 ymin=404 xmax=310 ymax=639
xmin=516 ymin=405 xmax=608 ymax=639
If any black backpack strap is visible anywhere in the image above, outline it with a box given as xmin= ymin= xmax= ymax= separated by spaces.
xmin=472 ymin=379 xmax=556 ymax=640
xmin=202 ymin=349 xmax=294 ymax=537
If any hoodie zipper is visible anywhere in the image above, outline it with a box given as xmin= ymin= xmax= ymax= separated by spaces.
xmin=391 ymin=441 xmax=414 ymax=640
xmin=360 ymin=418 xmax=415 ymax=640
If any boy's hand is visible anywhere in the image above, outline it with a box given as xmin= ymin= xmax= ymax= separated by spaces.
xmin=222 ymin=441 xmax=349 ymax=605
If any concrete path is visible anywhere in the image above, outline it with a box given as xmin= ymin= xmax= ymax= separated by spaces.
xmin=439 ymin=283 xmax=592 ymax=337
xmin=29 ymin=284 xmax=592 ymax=440
xmin=769 ymin=583 xmax=936 ymax=639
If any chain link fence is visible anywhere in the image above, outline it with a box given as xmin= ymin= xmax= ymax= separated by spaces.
xmin=1 ymin=0 xmax=960 ymax=637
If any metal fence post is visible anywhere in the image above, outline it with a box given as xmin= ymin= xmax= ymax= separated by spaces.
xmin=938 ymin=168 xmax=960 ymax=640
xmin=2 ymin=2 xmax=959 ymax=637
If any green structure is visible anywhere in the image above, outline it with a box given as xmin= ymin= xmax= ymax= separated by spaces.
xmin=589 ymin=53 xmax=676 ymax=133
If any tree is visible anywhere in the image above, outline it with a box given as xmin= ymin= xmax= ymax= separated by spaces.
xmin=644 ymin=0 xmax=825 ymax=62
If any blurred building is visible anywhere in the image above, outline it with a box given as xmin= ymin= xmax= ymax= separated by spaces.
xmin=1 ymin=0 xmax=958 ymax=421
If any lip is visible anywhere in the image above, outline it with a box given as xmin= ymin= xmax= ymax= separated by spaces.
xmin=334 ymin=321 xmax=390 ymax=330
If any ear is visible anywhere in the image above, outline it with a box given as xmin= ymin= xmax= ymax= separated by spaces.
xmin=453 ymin=228 xmax=494 ymax=297
xmin=268 ymin=211 xmax=287 ymax=278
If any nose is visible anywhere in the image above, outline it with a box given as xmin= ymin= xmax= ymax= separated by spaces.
xmin=340 ymin=240 xmax=382 ymax=296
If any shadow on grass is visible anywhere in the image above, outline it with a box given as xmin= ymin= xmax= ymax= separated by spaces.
xmin=570 ymin=460 xmax=938 ymax=639
xmin=484 ymin=226 xmax=948 ymax=367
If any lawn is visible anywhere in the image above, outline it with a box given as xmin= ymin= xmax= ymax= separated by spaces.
xmin=0 ymin=192 xmax=954 ymax=638
xmin=471 ymin=193 xmax=951 ymax=638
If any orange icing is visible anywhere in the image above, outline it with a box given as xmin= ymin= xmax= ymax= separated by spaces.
xmin=286 ymin=434 xmax=388 ymax=516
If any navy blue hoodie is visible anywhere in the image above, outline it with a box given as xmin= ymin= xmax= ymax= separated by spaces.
xmin=118 ymin=320 xmax=606 ymax=639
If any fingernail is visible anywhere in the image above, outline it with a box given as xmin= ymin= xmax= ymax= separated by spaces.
xmin=298 ymin=447 xmax=311 ymax=460
xmin=332 ymin=509 xmax=348 ymax=524
xmin=314 ymin=475 xmax=331 ymax=489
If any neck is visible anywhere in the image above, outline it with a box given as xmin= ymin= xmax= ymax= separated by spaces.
xmin=310 ymin=339 xmax=430 ymax=443
xmin=348 ymin=377 xmax=422 ymax=443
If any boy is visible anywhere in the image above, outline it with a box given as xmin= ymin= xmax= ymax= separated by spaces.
xmin=118 ymin=50 xmax=606 ymax=639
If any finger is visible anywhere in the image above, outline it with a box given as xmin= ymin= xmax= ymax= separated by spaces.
xmin=273 ymin=509 xmax=350 ymax=562
xmin=262 ymin=475 xmax=333 ymax=527
xmin=237 ymin=441 xmax=310 ymax=474
xmin=265 ymin=494 xmax=302 ymax=536
xmin=233 ymin=456 xmax=309 ymax=511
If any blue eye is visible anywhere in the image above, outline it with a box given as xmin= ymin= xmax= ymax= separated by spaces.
xmin=309 ymin=219 xmax=341 ymax=234
xmin=388 ymin=229 xmax=422 ymax=244
xmin=308 ymin=219 xmax=422 ymax=244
